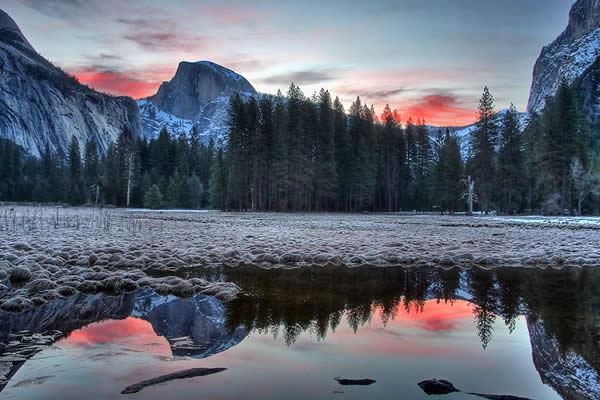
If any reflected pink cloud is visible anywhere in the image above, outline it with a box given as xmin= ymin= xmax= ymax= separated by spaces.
xmin=61 ymin=317 xmax=169 ymax=350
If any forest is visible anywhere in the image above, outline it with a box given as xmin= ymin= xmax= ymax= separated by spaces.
xmin=0 ymin=80 xmax=598 ymax=215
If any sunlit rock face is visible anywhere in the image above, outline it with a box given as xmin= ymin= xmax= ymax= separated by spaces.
xmin=528 ymin=0 xmax=600 ymax=113
xmin=138 ymin=61 xmax=257 ymax=142
xmin=0 ymin=9 xmax=143 ymax=157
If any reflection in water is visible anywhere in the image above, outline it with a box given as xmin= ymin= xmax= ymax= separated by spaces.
xmin=220 ymin=267 xmax=599 ymax=351
xmin=219 ymin=266 xmax=600 ymax=399
xmin=0 ymin=266 xmax=599 ymax=399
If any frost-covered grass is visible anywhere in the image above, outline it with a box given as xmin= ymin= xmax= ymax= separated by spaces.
xmin=1 ymin=205 xmax=599 ymax=313
xmin=493 ymin=216 xmax=600 ymax=226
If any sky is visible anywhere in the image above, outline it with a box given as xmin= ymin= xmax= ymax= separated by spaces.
xmin=4 ymin=0 xmax=574 ymax=126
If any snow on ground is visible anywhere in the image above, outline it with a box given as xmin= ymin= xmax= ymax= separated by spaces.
xmin=494 ymin=216 xmax=600 ymax=226
xmin=1 ymin=206 xmax=600 ymax=313
xmin=126 ymin=209 xmax=212 ymax=213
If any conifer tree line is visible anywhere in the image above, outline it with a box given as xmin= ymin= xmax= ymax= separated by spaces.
xmin=0 ymin=127 xmax=215 ymax=209
xmin=211 ymin=82 xmax=599 ymax=214
xmin=0 ymin=80 xmax=598 ymax=214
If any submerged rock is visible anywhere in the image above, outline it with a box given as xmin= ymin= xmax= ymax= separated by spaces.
xmin=334 ymin=377 xmax=376 ymax=386
xmin=417 ymin=379 xmax=459 ymax=394
xmin=121 ymin=367 xmax=227 ymax=394
xmin=417 ymin=379 xmax=533 ymax=400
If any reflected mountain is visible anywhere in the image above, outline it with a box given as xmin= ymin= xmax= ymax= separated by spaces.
xmin=132 ymin=290 xmax=247 ymax=358
xmin=1 ymin=266 xmax=599 ymax=399
xmin=0 ymin=289 xmax=246 ymax=391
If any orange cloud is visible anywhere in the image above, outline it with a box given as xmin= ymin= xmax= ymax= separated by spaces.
xmin=404 ymin=95 xmax=476 ymax=127
xmin=71 ymin=69 xmax=159 ymax=99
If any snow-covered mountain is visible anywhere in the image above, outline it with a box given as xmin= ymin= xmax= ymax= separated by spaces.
xmin=528 ymin=0 xmax=600 ymax=113
xmin=0 ymin=9 xmax=143 ymax=158
xmin=138 ymin=61 xmax=256 ymax=142
xmin=426 ymin=109 xmax=529 ymax=156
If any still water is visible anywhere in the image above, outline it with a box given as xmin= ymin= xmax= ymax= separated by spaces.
xmin=1 ymin=266 xmax=599 ymax=400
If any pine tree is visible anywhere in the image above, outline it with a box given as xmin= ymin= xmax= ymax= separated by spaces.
xmin=258 ymin=95 xmax=275 ymax=209
xmin=67 ymin=136 xmax=84 ymax=205
xmin=414 ymin=120 xmax=433 ymax=209
xmin=470 ymin=86 xmax=498 ymax=212
xmin=189 ymin=125 xmax=201 ymax=176
xmin=315 ymin=89 xmax=338 ymax=210
xmin=144 ymin=184 xmax=163 ymax=209
xmin=209 ymin=147 xmax=227 ymax=209
xmin=227 ymin=93 xmax=249 ymax=210
xmin=377 ymin=104 xmax=398 ymax=211
xmin=522 ymin=112 xmax=542 ymax=210
xmin=83 ymin=140 xmax=99 ymax=204
xmin=538 ymin=80 xmax=586 ymax=212
xmin=435 ymin=130 xmax=463 ymax=213
xmin=271 ymin=90 xmax=289 ymax=211
xmin=333 ymin=96 xmax=349 ymax=211
xmin=286 ymin=83 xmax=305 ymax=210
xmin=498 ymin=104 xmax=523 ymax=213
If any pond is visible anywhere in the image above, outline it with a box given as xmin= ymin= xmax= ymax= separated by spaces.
xmin=0 ymin=266 xmax=598 ymax=400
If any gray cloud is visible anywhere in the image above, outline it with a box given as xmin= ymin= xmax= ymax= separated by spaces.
xmin=361 ymin=88 xmax=406 ymax=99
xmin=116 ymin=17 xmax=211 ymax=53
xmin=261 ymin=69 xmax=338 ymax=86
xmin=20 ymin=0 xmax=104 ymax=18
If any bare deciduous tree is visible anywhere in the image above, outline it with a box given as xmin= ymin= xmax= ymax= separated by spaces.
xmin=571 ymin=158 xmax=599 ymax=216
xmin=460 ymin=175 xmax=477 ymax=216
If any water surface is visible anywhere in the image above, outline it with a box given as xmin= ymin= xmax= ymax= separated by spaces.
xmin=1 ymin=266 xmax=599 ymax=400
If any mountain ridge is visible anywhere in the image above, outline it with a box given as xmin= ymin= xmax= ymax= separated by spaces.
xmin=528 ymin=0 xmax=600 ymax=112
xmin=0 ymin=8 xmax=143 ymax=158
xmin=138 ymin=60 xmax=257 ymax=142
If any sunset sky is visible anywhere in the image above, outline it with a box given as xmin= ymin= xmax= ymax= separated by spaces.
xmin=4 ymin=0 xmax=573 ymax=126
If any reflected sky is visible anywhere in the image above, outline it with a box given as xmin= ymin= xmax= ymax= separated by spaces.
xmin=2 ymin=299 xmax=559 ymax=400
xmin=2 ymin=265 xmax=599 ymax=399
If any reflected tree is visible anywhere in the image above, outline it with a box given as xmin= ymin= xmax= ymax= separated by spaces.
xmin=469 ymin=268 xmax=497 ymax=349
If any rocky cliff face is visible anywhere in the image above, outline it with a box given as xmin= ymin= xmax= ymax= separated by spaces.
xmin=528 ymin=319 xmax=600 ymax=400
xmin=0 ymin=9 xmax=143 ymax=157
xmin=139 ymin=61 xmax=256 ymax=142
xmin=528 ymin=0 xmax=600 ymax=113
xmin=574 ymin=56 xmax=600 ymax=125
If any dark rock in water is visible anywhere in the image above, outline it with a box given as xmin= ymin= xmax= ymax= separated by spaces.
xmin=417 ymin=379 xmax=533 ymax=400
xmin=121 ymin=367 xmax=227 ymax=394
xmin=417 ymin=379 xmax=459 ymax=394
xmin=466 ymin=393 xmax=533 ymax=400
xmin=334 ymin=377 xmax=376 ymax=386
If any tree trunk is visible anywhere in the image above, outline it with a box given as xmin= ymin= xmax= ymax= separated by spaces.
xmin=126 ymin=155 xmax=132 ymax=208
